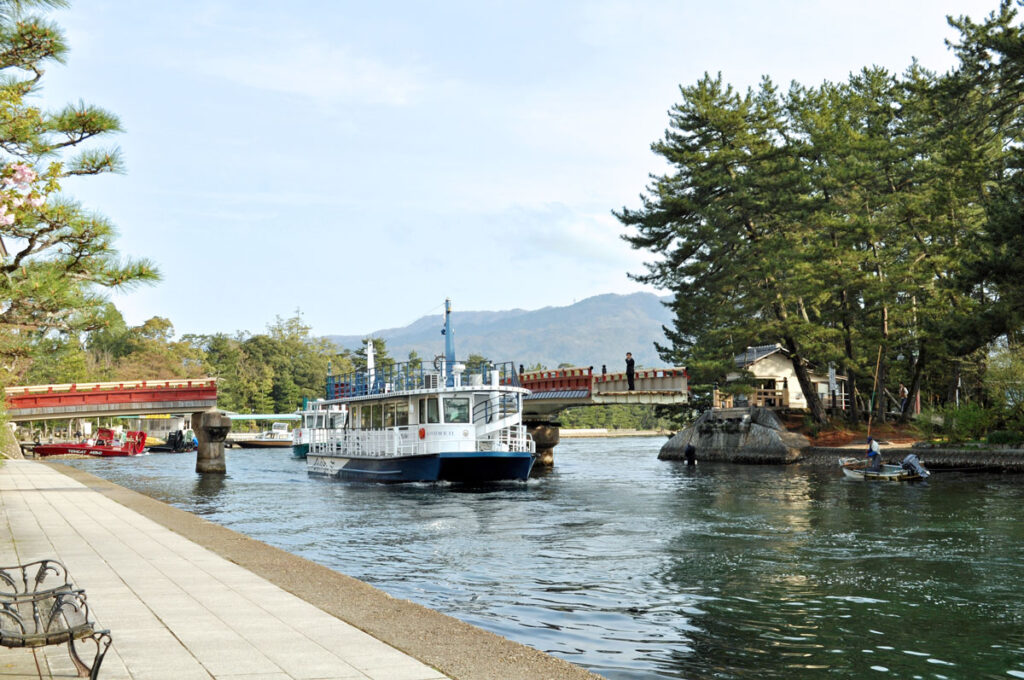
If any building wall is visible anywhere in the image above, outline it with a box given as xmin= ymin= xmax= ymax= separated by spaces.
xmin=727 ymin=352 xmax=839 ymax=408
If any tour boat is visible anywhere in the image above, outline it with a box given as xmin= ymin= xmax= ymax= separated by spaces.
xmin=292 ymin=401 xmax=338 ymax=459
xmin=234 ymin=422 xmax=292 ymax=448
xmin=305 ymin=299 xmax=536 ymax=483
xmin=839 ymin=453 xmax=930 ymax=481
xmin=33 ymin=428 xmax=147 ymax=457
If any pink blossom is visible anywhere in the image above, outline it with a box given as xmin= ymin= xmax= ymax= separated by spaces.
xmin=10 ymin=197 xmax=22 ymax=208
xmin=7 ymin=163 xmax=36 ymax=188
xmin=27 ymin=195 xmax=43 ymax=208
xmin=0 ymin=213 xmax=13 ymax=226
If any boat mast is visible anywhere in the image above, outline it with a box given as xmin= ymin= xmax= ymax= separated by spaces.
xmin=444 ymin=298 xmax=455 ymax=366
xmin=366 ymin=337 xmax=375 ymax=392
xmin=443 ymin=298 xmax=455 ymax=387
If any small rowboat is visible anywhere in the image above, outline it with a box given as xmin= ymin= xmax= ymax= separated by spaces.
xmin=839 ymin=454 xmax=930 ymax=482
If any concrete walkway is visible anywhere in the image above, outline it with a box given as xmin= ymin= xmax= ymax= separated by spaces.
xmin=0 ymin=460 xmax=451 ymax=680
xmin=0 ymin=460 xmax=599 ymax=680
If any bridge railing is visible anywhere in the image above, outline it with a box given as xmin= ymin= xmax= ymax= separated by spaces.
xmin=594 ymin=368 xmax=688 ymax=394
xmin=4 ymin=378 xmax=218 ymax=396
xmin=519 ymin=367 xmax=594 ymax=395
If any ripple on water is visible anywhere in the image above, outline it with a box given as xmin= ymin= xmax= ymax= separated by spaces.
xmin=63 ymin=442 xmax=1024 ymax=680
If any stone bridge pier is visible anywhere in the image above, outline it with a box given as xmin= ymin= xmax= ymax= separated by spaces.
xmin=193 ymin=409 xmax=232 ymax=474
xmin=525 ymin=419 xmax=560 ymax=467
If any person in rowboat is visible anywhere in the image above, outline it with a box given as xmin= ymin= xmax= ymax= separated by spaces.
xmin=866 ymin=436 xmax=882 ymax=472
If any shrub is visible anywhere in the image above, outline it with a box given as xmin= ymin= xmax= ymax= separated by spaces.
xmin=945 ymin=403 xmax=996 ymax=442
xmin=987 ymin=430 xmax=1024 ymax=445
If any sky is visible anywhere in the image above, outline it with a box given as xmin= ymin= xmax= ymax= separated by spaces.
xmin=37 ymin=0 xmax=1001 ymax=338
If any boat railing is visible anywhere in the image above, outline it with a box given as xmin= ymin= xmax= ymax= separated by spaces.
xmin=308 ymin=424 xmax=534 ymax=456
xmin=326 ymin=360 xmax=521 ymax=399
xmin=477 ymin=425 xmax=535 ymax=454
xmin=472 ymin=393 xmax=519 ymax=425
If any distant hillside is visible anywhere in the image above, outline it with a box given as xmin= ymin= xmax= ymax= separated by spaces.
xmin=325 ymin=292 xmax=675 ymax=369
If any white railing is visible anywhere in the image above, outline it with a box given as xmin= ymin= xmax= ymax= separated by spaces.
xmin=309 ymin=425 xmax=534 ymax=458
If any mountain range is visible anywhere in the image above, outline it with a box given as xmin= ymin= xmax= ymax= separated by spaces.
xmin=326 ymin=292 xmax=675 ymax=370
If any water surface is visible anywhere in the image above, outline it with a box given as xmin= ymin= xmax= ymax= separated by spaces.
xmin=65 ymin=438 xmax=1024 ymax=679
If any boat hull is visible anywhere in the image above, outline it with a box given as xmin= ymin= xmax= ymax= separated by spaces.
xmin=291 ymin=443 xmax=309 ymax=459
xmin=33 ymin=444 xmax=143 ymax=457
xmin=308 ymin=450 xmax=534 ymax=483
xmin=234 ymin=439 xmax=292 ymax=448
xmin=839 ymin=457 xmax=926 ymax=482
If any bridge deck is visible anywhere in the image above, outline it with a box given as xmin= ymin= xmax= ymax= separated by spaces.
xmin=519 ymin=367 xmax=688 ymax=418
xmin=4 ymin=379 xmax=218 ymax=422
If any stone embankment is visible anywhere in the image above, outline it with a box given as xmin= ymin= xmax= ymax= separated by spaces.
xmin=801 ymin=445 xmax=1024 ymax=471
xmin=660 ymin=407 xmax=1024 ymax=472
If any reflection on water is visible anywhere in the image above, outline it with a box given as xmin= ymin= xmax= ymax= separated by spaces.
xmin=65 ymin=440 xmax=1024 ymax=679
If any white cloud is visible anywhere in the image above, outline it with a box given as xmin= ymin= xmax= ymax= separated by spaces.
xmin=196 ymin=38 xmax=426 ymax=106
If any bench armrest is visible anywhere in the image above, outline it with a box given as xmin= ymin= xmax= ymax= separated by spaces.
xmin=0 ymin=559 xmax=73 ymax=598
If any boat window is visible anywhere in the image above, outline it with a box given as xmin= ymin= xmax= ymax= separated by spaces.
xmin=419 ymin=397 xmax=440 ymax=424
xmin=371 ymin=404 xmax=383 ymax=429
xmin=384 ymin=403 xmax=396 ymax=428
xmin=444 ymin=397 xmax=470 ymax=424
xmin=396 ymin=402 xmax=409 ymax=426
xmin=360 ymin=405 xmax=371 ymax=430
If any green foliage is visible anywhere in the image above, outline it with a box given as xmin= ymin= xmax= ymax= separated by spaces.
xmin=987 ymin=430 xmax=1024 ymax=445
xmin=182 ymin=312 xmax=346 ymax=415
xmin=915 ymin=403 xmax=997 ymax=443
xmin=619 ymin=3 xmax=1024 ymax=428
xmin=0 ymin=1 xmax=158 ymax=385
xmin=559 ymin=404 xmax=677 ymax=431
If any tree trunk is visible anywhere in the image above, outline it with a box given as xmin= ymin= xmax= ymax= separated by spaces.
xmin=899 ymin=342 xmax=927 ymax=423
xmin=840 ymin=289 xmax=861 ymax=426
xmin=783 ymin=334 xmax=829 ymax=425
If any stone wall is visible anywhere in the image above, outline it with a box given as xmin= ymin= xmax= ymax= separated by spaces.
xmin=800 ymin=445 xmax=1024 ymax=472
xmin=0 ymin=423 xmax=24 ymax=459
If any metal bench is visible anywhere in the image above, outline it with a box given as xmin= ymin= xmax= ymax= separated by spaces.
xmin=0 ymin=559 xmax=112 ymax=679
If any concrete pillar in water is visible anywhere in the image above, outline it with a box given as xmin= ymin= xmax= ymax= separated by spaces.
xmin=527 ymin=421 xmax=560 ymax=467
xmin=193 ymin=409 xmax=232 ymax=474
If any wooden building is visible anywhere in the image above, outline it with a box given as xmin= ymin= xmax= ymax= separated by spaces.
xmin=716 ymin=344 xmax=848 ymax=410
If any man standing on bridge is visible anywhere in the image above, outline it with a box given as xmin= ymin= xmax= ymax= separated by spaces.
xmin=626 ymin=352 xmax=635 ymax=391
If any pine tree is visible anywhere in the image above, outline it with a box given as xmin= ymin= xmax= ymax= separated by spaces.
xmin=0 ymin=0 xmax=158 ymax=382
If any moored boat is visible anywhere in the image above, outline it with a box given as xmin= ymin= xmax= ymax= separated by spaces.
xmin=839 ymin=453 xmax=930 ymax=481
xmin=292 ymin=401 xmax=341 ymax=458
xmin=33 ymin=428 xmax=147 ymax=457
xmin=305 ymin=299 xmax=535 ymax=483
xmin=235 ymin=422 xmax=292 ymax=448
xmin=147 ymin=429 xmax=197 ymax=453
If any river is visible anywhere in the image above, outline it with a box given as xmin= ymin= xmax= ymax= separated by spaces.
xmin=64 ymin=438 xmax=1024 ymax=679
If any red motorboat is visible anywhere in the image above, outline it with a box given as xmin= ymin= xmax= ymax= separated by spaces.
xmin=33 ymin=428 xmax=147 ymax=457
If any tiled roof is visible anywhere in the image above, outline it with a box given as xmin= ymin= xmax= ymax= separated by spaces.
xmin=734 ymin=344 xmax=785 ymax=368
xmin=524 ymin=389 xmax=590 ymax=400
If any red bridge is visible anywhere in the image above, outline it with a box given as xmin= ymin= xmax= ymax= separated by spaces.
xmin=4 ymin=379 xmax=218 ymax=422
xmin=517 ymin=365 xmax=689 ymax=466
xmin=519 ymin=366 xmax=689 ymax=417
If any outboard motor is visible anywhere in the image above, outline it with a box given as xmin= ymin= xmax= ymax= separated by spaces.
xmin=901 ymin=453 xmax=930 ymax=478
